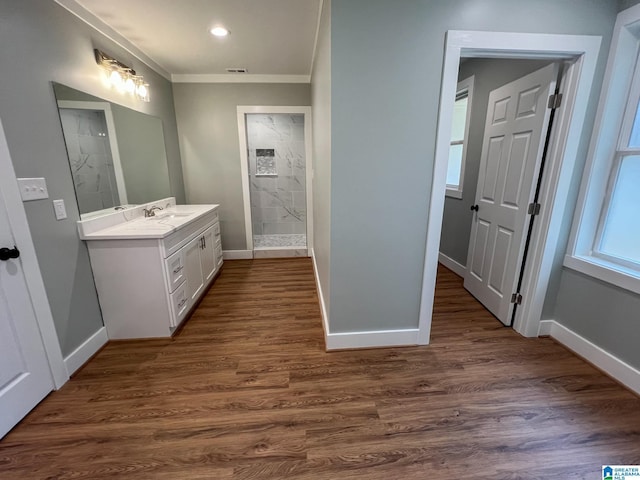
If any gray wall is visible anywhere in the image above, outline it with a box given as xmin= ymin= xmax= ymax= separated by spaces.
xmin=440 ymin=58 xmax=552 ymax=266
xmin=554 ymin=270 xmax=640 ymax=368
xmin=0 ymin=0 xmax=184 ymax=356
xmin=311 ymin=0 xmax=332 ymax=318
xmin=172 ymin=83 xmax=311 ymax=251
xmin=328 ymin=0 xmax=616 ymax=333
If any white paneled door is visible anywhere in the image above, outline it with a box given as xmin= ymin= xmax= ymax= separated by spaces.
xmin=464 ymin=63 xmax=558 ymax=325
xmin=0 ymin=155 xmax=54 ymax=439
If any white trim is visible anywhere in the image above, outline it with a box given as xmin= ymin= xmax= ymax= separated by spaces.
xmin=537 ymin=319 xmax=554 ymax=336
xmin=236 ymin=111 xmax=254 ymax=251
xmin=438 ymin=252 xmax=466 ymax=278
xmin=0 ymin=119 xmax=68 ymax=389
xmin=57 ymin=101 xmax=128 ymax=208
xmin=63 ymin=327 xmax=108 ymax=376
xmin=538 ymin=320 xmax=640 ymax=396
xmin=222 ymin=250 xmax=253 ymax=260
xmin=173 ymin=74 xmax=310 ymax=84
xmin=309 ymin=0 xmax=325 ymax=78
xmin=418 ymin=30 xmax=601 ymax=345
xmin=311 ymin=248 xmax=330 ymax=343
xmin=564 ymin=254 xmax=640 ymax=296
xmin=53 ymin=0 xmax=171 ymax=81
xmin=326 ymin=329 xmax=420 ymax=351
xmin=445 ymin=189 xmax=463 ymax=199
xmin=236 ymin=106 xmax=314 ymax=252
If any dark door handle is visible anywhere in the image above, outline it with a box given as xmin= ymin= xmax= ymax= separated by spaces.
xmin=0 ymin=246 xmax=20 ymax=261
xmin=470 ymin=205 xmax=479 ymax=212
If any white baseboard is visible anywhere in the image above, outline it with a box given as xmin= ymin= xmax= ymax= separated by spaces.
xmin=311 ymin=248 xmax=330 ymax=342
xmin=311 ymin=249 xmax=420 ymax=351
xmin=438 ymin=252 xmax=466 ymax=277
xmin=539 ymin=320 xmax=640 ymax=396
xmin=223 ymin=250 xmax=253 ymax=260
xmin=326 ymin=328 xmax=420 ymax=350
xmin=538 ymin=319 xmax=554 ymax=336
xmin=63 ymin=327 xmax=108 ymax=376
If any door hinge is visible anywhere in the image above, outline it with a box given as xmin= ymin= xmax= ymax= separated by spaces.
xmin=548 ymin=93 xmax=563 ymax=109
xmin=527 ymin=202 xmax=541 ymax=216
xmin=511 ymin=293 xmax=523 ymax=305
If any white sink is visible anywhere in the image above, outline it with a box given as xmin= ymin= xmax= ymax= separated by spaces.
xmin=146 ymin=212 xmax=192 ymax=220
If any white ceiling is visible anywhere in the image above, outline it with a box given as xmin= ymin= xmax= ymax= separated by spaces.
xmin=64 ymin=0 xmax=322 ymax=80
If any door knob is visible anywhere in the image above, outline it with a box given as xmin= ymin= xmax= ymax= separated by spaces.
xmin=0 ymin=246 xmax=20 ymax=261
xmin=470 ymin=204 xmax=479 ymax=212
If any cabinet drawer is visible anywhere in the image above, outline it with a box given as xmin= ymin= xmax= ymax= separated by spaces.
xmin=216 ymin=244 xmax=223 ymax=268
xmin=163 ymin=209 xmax=219 ymax=258
xmin=169 ymin=281 xmax=189 ymax=327
xmin=213 ymin=221 xmax=222 ymax=246
xmin=165 ymin=249 xmax=185 ymax=293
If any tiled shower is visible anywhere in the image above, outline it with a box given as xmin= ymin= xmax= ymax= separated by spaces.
xmin=246 ymin=113 xmax=307 ymax=251
xmin=58 ymin=108 xmax=120 ymax=214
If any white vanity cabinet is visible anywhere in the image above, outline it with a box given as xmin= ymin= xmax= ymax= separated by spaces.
xmin=81 ymin=204 xmax=222 ymax=339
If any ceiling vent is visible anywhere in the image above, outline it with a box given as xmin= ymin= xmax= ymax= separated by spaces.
xmin=226 ymin=68 xmax=247 ymax=73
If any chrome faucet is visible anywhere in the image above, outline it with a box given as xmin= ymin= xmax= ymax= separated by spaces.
xmin=143 ymin=206 xmax=163 ymax=217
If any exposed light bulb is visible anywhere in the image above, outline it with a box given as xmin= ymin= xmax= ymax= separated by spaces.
xmin=136 ymin=83 xmax=148 ymax=100
xmin=109 ymin=70 xmax=123 ymax=87
xmin=210 ymin=26 xmax=229 ymax=37
xmin=124 ymin=77 xmax=136 ymax=93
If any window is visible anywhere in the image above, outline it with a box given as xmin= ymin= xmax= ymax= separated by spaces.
xmin=565 ymin=5 xmax=640 ymax=294
xmin=596 ymin=97 xmax=640 ymax=267
xmin=446 ymin=76 xmax=474 ymax=199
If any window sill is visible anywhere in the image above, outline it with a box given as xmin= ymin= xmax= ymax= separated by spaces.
xmin=563 ymin=253 xmax=640 ymax=296
xmin=445 ymin=188 xmax=463 ymax=199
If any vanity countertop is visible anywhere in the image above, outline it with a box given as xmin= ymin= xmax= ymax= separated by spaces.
xmin=79 ymin=204 xmax=220 ymax=241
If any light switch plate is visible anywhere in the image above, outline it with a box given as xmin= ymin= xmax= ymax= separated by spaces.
xmin=17 ymin=177 xmax=49 ymax=201
xmin=53 ymin=199 xmax=67 ymax=220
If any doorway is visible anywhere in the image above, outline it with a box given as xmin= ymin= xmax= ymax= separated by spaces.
xmin=440 ymin=59 xmax=561 ymax=326
xmin=237 ymin=106 xmax=314 ymax=258
xmin=418 ymin=31 xmax=602 ymax=343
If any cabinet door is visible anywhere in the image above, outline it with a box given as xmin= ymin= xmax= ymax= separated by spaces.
xmin=184 ymin=235 xmax=204 ymax=303
xmin=201 ymin=226 xmax=217 ymax=283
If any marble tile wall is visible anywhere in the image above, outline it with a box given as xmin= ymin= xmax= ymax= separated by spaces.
xmin=59 ymin=108 xmax=120 ymax=214
xmin=246 ymin=114 xmax=307 ymax=236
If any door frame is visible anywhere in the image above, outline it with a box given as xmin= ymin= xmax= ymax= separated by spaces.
xmin=0 ymin=118 xmax=68 ymax=389
xmin=418 ymin=31 xmax=601 ymax=343
xmin=236 ymin=106 xmax=314 ymax=254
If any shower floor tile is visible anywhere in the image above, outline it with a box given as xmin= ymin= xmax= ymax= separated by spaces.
xmin=253 ymin=234 xmax=307 ymax=248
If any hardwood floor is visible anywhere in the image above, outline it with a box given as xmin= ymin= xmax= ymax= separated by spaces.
xmin=2 ymin=259 xmax=639 ymax=479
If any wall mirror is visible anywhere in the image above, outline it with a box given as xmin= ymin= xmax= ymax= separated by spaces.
xmin=52 ymin=83 xmax=171 ymax=218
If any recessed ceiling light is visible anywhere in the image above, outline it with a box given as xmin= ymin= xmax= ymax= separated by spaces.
xmin=210 ymin=26 xmax=229 ymax=37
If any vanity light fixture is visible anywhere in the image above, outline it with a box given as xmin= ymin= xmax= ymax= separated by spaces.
xmin=94 ymin=49 xmax=150 ymax=102
xmin=210 ymin=26 xmax=229 ymax=37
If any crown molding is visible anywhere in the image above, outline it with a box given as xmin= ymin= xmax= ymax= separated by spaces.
xmin=172 ymin=74 xmax=311 ymax=84
xmin=54 ymin=0 xmax=172 ymax=81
